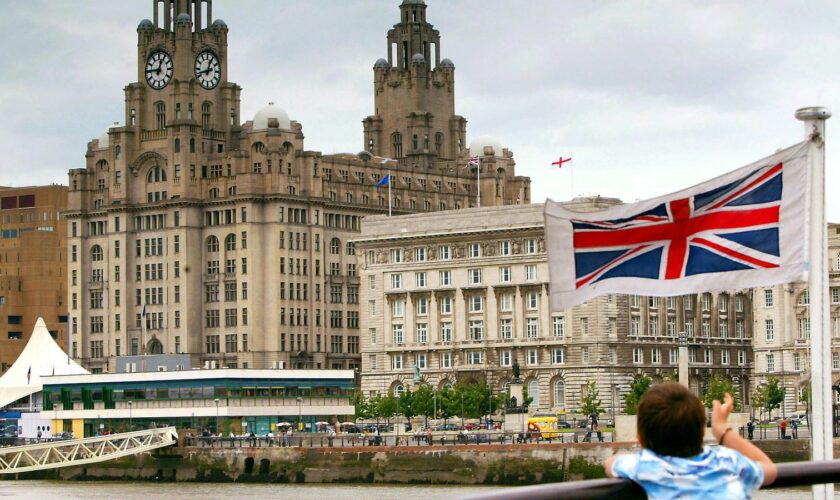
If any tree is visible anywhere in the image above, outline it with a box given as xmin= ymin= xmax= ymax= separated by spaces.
xmin=580 ymin=380 xmax=604 ymax=417
xmin=398 ymin=386 xmax=415 ymax=419
xmin=438 ymin=385 xmax=457 ymax=423
xmin=412 ymin=384 xmax=437 ymax=425
xmin=763 ymin=377 xmax=785 ymax=417
xmin=623 ymin=375 xmax=652 ymax=415
xmin=703 ymin=375 xmax=741 ymax=411
xmin=352 ymin=390 xmax=370 ymax=421
xmin=377 ymin=392 xmax=399 ymax=423
xmin=751 ymin=386 xmax=767 ymax=421
xmin=799 ymin=385 xmax=810 ymax=409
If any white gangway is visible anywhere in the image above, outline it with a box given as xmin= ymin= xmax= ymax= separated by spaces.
xmin=0 ymin=427 xmax=178 ymax=474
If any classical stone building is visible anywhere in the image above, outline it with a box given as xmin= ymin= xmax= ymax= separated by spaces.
xmin=64 ymin=0 xmax=530 ymax=373
xmin=0 ymin=186 xmax=69 ymax=373
xmin=355 ymin=201 xmax=754 ymax=416
xmin=752 ymin=223 xmax=840 ymax=416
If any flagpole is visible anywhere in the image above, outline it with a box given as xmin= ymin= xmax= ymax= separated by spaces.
xmin=570 ymin=153 xmax=574 ymax=201
xmin=141 ymin=304 xmax=147 ymax=356
xmin=796 ymin=106 xmax=832 ymax=500
xmin=388 ymin=169 xmax=392 ymax=217
xmin=477 ymin=157 xmax=481 ymax=207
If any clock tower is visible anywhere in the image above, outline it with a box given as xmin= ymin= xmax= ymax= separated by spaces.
xmin=126 ymin=0 xmax=241 ymax=176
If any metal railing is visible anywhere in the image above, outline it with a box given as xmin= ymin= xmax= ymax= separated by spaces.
xmin=466 ymin=460 xmax=840 ymax=500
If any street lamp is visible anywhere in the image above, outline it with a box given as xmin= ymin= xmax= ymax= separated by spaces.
xmin=127 ymin=401 xmax=133 ymax=431
xmin=214 ymin=398 xmax=220 ymax=434
xmin=598 ymin=356 xmax=616 ymax=426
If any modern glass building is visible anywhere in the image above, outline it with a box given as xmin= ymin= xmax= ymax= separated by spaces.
xmin=40 ymin=369 xmax=355 ymax=437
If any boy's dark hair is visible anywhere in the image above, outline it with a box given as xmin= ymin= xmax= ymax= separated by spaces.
xmin=637 ymin=383 xmax=705 ymax=458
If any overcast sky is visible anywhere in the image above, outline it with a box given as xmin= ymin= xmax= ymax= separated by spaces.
xmin=1 ymin=0 xmax=838 ymax=220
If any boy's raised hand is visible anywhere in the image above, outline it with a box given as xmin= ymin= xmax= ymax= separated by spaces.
xmin=711 ymin=392 xmax=734 ymax=436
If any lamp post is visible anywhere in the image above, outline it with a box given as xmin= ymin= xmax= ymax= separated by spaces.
xmin=296 ymin=396 xmax=302 ymax=432
xmin=128 ymin=401 xmax=133 ymax=432
xmin=678 ymin=331 xmax=689 ymax=388
xmin=214 ymin=398 xmax=220 ymax=434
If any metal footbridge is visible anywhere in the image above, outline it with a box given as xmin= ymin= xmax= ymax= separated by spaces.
xmin=0 ymin=427 xmax=178 ymax=473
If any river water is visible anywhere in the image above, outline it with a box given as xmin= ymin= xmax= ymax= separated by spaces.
xmin=0 ymin=481 xmax=827 ymax=499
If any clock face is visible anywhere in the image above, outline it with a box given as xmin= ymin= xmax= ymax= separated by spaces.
xmin=145 ymin=51 xmax=173 ymax=90
xmin=194 ymin=51 xmax=221 ymax=90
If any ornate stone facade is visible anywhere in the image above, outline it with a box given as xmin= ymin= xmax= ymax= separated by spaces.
xmin=356 ymin=200 xmax=755 ymax=417
xmin=64 ymin=0 xmax=530 ymax=373
xmin=752 ymin=223 xmax=840 ymax=416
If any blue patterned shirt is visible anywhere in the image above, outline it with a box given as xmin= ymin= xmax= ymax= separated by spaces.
xmin=611 ymin=446 xmax=764 ymax=499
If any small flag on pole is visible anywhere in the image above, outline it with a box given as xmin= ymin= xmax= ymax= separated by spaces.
xmin=465 ymin=156 xmax=479 ymax=168
xmin=376 ymin=175 xmax=391 ymax=190
xmin=141 ymin=303 xmax=147 ymax=318
xmin=27 ymin=366 xmax=31 ymax=384
xmin=552 ymin=156 xmax=572 ymax=169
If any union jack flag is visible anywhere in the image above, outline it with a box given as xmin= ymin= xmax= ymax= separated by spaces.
xmin=465 ymin=156 xmax=479 ymax=168
xmin=545 ymin=141 xmax=809 ymax=310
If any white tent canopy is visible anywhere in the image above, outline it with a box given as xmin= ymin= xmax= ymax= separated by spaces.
xmin=0 ymin=317 xmax=88 ymax=408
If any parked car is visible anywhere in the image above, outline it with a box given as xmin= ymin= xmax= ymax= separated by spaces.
xmin=790 ymin=414 xmax=808 ymax=425
xmin=557 ymin=421 xmax=572 ymax=429
xmin=54 ymin=432 xmax=74 ymax=440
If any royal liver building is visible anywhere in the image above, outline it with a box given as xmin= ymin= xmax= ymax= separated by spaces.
xmin=65 ymin=0 xmax=530 ymax=373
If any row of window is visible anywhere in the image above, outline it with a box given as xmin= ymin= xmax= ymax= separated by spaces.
xmin=385 ymin=316 xmax=567 ymax=344
xmin=389 ymin=265 xmax=539 ymax=289
xmin=389 ymin=291 xmax=546 ymax=318
xmin=630 ymin=293 xmax=746 ymax=312
xmin=630 ymin=316 xmax=747 ymax=338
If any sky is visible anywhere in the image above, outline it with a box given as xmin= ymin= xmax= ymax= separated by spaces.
xmin=0 ymin=0 xmax=838 ymax=221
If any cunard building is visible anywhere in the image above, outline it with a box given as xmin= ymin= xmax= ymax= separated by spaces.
xmin=356 ymin=200 xmax=755 ymax=416
xmin=65 ymin=0 xmax=530 ymax=373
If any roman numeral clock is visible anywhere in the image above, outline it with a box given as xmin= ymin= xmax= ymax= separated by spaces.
xmin=194 ymin=50 xmax=221 ymax=90
xmin=144 ymin=50 xmax=221 ymax=90
xmin=144 ymin=50 xmax=173 ymax=89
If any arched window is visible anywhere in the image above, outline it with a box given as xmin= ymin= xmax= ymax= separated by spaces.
xmin=206 ymin=236 xmax=219 ymax=253
xmin=225 ymin=234 xmax=236 ymax=251
xmin=115 ymin=145 xmax=121 ymax=160
xmin=148 ymin=339 xmax=163 ymax=355
xmin=201 ymin=101 xmax=212 ymax=129
xmin=174 ymin=138 xmax=181 ymax=153
xmin=435 ymin=132 xmax=443 ymax=155
xmin=330 ymin=238 xmax=341 ymax=255
xmin=96 ymin=160 xmax=108 ymax=170
xmin=90 ymin=245 xmax=104 ymax=262
xmin=394 ymin=384 xmax=405 ymax=398
xmin=147 ymin=166 xmax=167 ymax=183
xmin=345 ymin=193 xmax=353 ymax=203
xmin=553 ymin=380 xmax=566 ymax=410
xmin=155 ymin=101 xmax=166 ymax=129
xmin=391 ymin=132 xmax=403 ymax=159
xmin=527 ymin=379 xmax=540 ymax=409
xmin=346 ymin=242 xmax=356 ymax=256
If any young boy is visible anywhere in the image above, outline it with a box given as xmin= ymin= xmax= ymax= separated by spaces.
xmin=605 ymin=383 xmax=777 ymax=499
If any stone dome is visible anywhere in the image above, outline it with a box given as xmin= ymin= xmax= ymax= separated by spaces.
xmin=411 ymin=53 xmax=425 ymax=66
xmin=211 ymin=19 xmax=228 ymax=28
xmin=401 ymin=0 xmax=426 ymax=5
xmin=439 ymin=58 xmax=455 ymax=68
xmin=97 ymin=129 xmax=110 ymax=149
xmin=175 ymin=13 xmax=191 ymax=26
xmin=137 ymin=19 xmax=154 ymax=30
xmin=374 ymin=58 xmax=389 ymax=69
xmin=252 ymin=102 xmax=291 ymax=131
xmin=469 ymin=136 xmax=504 ymax=157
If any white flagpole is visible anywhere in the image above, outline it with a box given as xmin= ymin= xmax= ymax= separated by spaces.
xmin=477 ymin=157 xmax=481 ymax=207
xmin=796 ymin=106 xmax=832 ymax=500
xmin=570 ymin=152 xmax=574 ymax=201
xmin=388 ymin=170 xmax=392 ymax=217
xmin=141 ymin=305 xmax=147 ymax=356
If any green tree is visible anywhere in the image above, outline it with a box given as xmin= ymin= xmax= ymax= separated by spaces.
xmin=751 ymin=386 xmax=767 ymax=421
xmin=703 ymin=375 xmax=741 ymax=411
xmin=623 ymin=375 xmax=652 ymax=415
xmin=580 ymin=380 xmax=604 ymax=417
xmin=377 ymin=392 xmax=399 ymax=423
xmin=412 ymin=384 xmax=437 ymax=425
xmin=438 ymin=385 xmax=457 ymax=423
xmin=799 ymin=385 xmax=810 ymax=408
xmin=763 ymin=377 xmax=785 ymax=417
xmin=398 ymin=386 xmax=415 ymax=419
xmin=352 ymin=390 xmax=370 ymax=421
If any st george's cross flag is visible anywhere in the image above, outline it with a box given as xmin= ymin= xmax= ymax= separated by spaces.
xmin=544 ymin=141 xmax=809 ymax=311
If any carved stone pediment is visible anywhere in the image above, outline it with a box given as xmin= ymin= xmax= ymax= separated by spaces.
xmin=129 ymin=151 xmax=168 ymax=176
